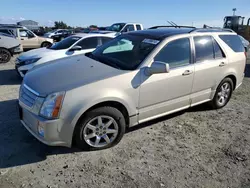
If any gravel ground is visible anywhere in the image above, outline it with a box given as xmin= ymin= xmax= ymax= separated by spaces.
xmin=0 ymin=54 xmax=250 ymax=188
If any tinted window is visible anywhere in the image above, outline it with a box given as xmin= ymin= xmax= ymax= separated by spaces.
xmin=219 ymin=35 xmax=245 ymax=52
xmin=77 ymin=37 xmax=98 ymax=49
xmin=100 ymin=37 xmax=113 ymax=45
xmin=50 ymin=36 xmax=81 ymax=50
xmin=194 ymin=36 xmax=214 ymax=62
xmin=213 ymin=38 xmax=225 ymax=59
xmin=108 ymin=23 xmax=126 ymax=32
xmin=91 ymin=35 xmax=160 ymax=70
xmin=0 ymin=29 xmax=11 ymax=35
xmin=123 ymin=25 xmax=135 ymax=32
xmin=136 ymin=25 xmax=142 ymax=30
xmin=155 ymin=38 xmax=191 ymax=69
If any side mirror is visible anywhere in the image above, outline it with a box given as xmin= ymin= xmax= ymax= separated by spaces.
xmin=69 ymin=45 xmax=82 ymax=51
xmin=145 ymin=61 xmax=170 ymax=76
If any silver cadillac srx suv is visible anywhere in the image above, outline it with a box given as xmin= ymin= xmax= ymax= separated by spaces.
xmin=18 ymin=27 xmax=246 ymax=150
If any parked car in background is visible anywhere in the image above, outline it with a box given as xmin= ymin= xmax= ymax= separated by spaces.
xmin=15 ymin=33 xmax=114 ymax=77
xmin=0 ymin=25 xmax=53 ymax=50
xmin=18 ymin=28 xmax=245 ymax=150
xmin=107 ymin=23 xmax=143 ymax=33
xmin=44 ymin=29 xmax=73 ymax=42
xmin=0 ymin=32 xmax=23 ymax=63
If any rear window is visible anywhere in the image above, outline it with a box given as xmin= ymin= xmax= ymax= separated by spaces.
xmin=219 ymin=35 xmax=245 ymax=52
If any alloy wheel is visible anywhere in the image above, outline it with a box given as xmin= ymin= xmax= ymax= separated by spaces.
xmin=217 ymin=82 xmax=231 ymax=106
xmin=82 ymin=115 xmax=119 ymax=148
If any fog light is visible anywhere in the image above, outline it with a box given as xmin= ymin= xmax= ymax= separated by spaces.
xmin=38 ymin=122 xmax=45 ymax=137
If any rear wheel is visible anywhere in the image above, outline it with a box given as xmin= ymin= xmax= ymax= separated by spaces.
xmin=210 ymin=78 xmax=233 ymax=109
xmin=41 ymin=42 xmax=51 ymax=48
xmin=74 ymin=106 xmax=126 ymax=150
xmin=0 ymin=48 xmax=11 ymax=64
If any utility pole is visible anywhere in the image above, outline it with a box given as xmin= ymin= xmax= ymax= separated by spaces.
xmin=232 ymin=8 xmax=237 ymax=16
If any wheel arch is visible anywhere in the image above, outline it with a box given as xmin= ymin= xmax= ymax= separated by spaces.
xmin=71 ymin=100 xmax=131 ymax=146
xmin=224 ymin=74 xmax=237 ymax=90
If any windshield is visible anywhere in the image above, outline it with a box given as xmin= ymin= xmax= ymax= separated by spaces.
xmin=49 ymin=36 xmax=82 ymax=50
xmin=90 ymin=34 xmax=160 ymax=70
xmin=108 ymin=23 xmax=126 ymax=32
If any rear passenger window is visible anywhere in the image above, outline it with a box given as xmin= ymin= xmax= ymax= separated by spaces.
xmin=213 ymin=38 xmax=225 ymax=59
xmin=136 ymin=25 xmax=142 ymax=30
xmin=219 ymin=35 xmax=245 ymax=52
xmin=194 ymin=36 xmax=214 ymax=62
xmin=155 ymin=38 xmax=191 ymax=69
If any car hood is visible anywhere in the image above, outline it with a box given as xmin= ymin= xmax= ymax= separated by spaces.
xmin=24 ymin=55 xmax=123 ymax=96
xmin=18 ymin=48 xmax=64 ymax=60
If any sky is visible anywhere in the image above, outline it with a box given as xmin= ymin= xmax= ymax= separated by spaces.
xmin=1 ymin=0 xmax=250 ymax=28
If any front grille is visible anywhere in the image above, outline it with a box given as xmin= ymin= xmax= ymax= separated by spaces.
xmin=20 ymin=85 xmax=38 ymax=108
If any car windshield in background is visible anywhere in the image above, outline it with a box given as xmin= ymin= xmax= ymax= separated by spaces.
xmin=49 ymin=36 xmax=81 ymax=50
xmin=91 ymin=34 xmax=160 ymax=70
xmin=108 ymin=23 xmax=126 ymax=32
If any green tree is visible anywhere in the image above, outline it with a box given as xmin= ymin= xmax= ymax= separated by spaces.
xmin=54 ymin=21 xmax=68 ymax=29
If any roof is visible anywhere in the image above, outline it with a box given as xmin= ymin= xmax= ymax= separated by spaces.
xmin=127 ymin=28 xmax=193 ymax=40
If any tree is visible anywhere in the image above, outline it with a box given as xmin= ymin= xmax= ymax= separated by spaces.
xmin=54 ymin=21 xmax=68 ymax=29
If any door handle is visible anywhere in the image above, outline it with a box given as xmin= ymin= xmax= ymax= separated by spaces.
xmin=182 ymin=70 xmax=193 ymax=76
xmin=21 ymin=38 xmax=24 ymax=40
xmin=219 ymin=62 xmax=226 ymax=67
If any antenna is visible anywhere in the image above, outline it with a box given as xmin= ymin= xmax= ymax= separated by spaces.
xmin=167 ymin=21 xmax=174 ymax=26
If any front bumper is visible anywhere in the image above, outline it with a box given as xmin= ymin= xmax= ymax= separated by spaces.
xmin=19 ymin=103 xmax=69 ymax=147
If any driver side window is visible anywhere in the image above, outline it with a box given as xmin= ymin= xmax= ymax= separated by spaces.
xmin=122 ymin=25 xmax=135 ymax=32
xmin=19 ymin=29 xmax=35 ymax=38
xmin=154 ymin=38 xmax=191 ymax=69
xmin=76 ymin=37 xmax=98 ymax=49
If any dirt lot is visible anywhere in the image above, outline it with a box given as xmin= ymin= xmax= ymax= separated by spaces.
xmin=0 ymin=54 xmax=250 ymax=188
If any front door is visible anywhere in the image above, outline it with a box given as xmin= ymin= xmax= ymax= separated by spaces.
xmin=190 ymin=36 xmax=227 ymax=105
xmin=138 ymin=37 xmax=194 ymax=122
xmin=19 ymin=29 xmax=39 ymax=49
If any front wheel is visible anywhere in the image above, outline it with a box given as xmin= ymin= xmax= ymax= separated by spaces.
xmin=74 ymin=106 xmax=126 ymax=150
xmin=0 ymin=48 xmax=11 ymax=64
xmin=210 ymin=78 xmax=233 ymax=109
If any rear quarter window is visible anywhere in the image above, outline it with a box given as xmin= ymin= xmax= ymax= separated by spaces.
xmin=219 ymin=35 xmax=245 ymax=52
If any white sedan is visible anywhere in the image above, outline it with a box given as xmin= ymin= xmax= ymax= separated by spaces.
xmin=15 ymin=33 xmax=114 ymax=77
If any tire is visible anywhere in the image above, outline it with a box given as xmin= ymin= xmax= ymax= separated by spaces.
xmin=41 ymin=42 xmax=51 ymax=48
xmin=0 ymin=48 xmax=11 ymax=64
xmin=210 ymin=77 xmax=234 ymax=109
xmin=74 ymin=106 xmax=126 ymax=151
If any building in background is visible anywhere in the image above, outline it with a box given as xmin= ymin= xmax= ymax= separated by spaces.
xmin=17 ymin=20 xmax=39 ymax=30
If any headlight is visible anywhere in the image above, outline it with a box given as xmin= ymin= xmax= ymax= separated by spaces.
xmin=40 ymin=91 xmax=65 ymax=119
xmin=24 ymin=58 xmax=41 ymax=65
xmin=13 ymin=45 xmax=22 ymax=52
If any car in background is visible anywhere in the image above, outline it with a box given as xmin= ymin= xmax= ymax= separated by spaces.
xmin=0 ymin=32 xmax=22 ymax=63
xmin=15 ymin=33 xmax=114 ymax=77
xmin=0 ymin=26 xmax=53 ymax=50
xmin=107 ymin=23 xmax=143 ymax=34
xmin=44 ymin=29 xmax=73 ymax=42
xmin=18 ymin=28 xmax=246 ymax=150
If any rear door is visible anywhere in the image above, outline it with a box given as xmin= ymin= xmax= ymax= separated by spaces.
xmin=191 ymin=35 xmax=227 ymax=105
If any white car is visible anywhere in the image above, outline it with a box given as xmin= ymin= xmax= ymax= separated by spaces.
xmin=15 ymin=33 xmax=114 ymax=77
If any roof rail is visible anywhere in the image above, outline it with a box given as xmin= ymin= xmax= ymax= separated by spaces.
xmin=189 ymin=28 xmax=235 ymax=33
xmin=0 ymin=24 xmax=24 ymax=28
xmin=148 ymin=25 xmax=196 ymax=29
